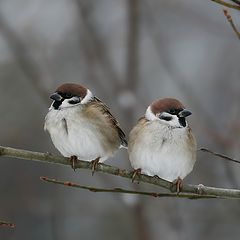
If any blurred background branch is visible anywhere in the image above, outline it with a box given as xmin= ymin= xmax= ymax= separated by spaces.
xmin=223 ymin=9 xmax=240 ymax=39
xmin=211 ymin=0 xmax=240 ymax=10
xmin=230 ymin=0 xmax=240 ymax=5
xmin=200 ymin=147 xmax=240 ymax=164
xmin=0 ymin=12 xmax=50 ymax=104
xmin=0 ymin=221 xmax=15 ymax=228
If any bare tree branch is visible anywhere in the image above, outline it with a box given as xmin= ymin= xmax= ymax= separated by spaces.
xmin=199 ymin=148 xmax=240 ymax=164
xmin=223 ymin=9 xmax=240 ymax=39
xmin=0 ymin=220 xmax=15 ymax=228
xmin=211 ymin=0 xmax=240 ymax=10
xmin=40 ymin=176 xmax=219 ymax=199
xmin=1 ymin=146 xmax=240 ymax=199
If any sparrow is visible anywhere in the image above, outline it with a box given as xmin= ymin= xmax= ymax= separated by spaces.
xmin=44 ymin=83 xmax=127 ymax=172
xmin=128 ymin=98 xmax=196 ymax=192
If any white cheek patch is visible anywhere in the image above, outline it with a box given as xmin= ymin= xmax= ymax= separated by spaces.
xmin=168 ymin=115 xmax=181 ymax=127
xmin=60 ymin=97 xmax=82 ymax=109
xmin=59 ymin=99 xmax=73 ymax=109
xmin=81 ymin=89 xmax=93 ymax=104
xmin=57 ymin=89 xmax=94 ymax=110
xmin=49 ymin=102 xmax=54 ymax=110
xmin=70 ymin=96 xmax=81 ymax=104
xmin=145 ymin=106 xmax=158 ymax=121
xmin=161 ymin=114 xmax=188 ymax=128
xmin=145 ymin=107 xmax=188 ymax=128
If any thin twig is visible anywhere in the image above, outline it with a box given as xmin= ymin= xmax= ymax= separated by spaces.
xmin=1 ymin=146 xmax=240 ymax=199
xmin=211 ymin=0 xmax=240 ymax=10
xmin=223 ymin=9 xmax=240 ymax=39
xmin=40 ymin=176 xmax=220 ymax=199
xmin=199 ymin=148 xmax=240 ymax=164
xmin=0 ymin=221 xmax=15 ymax=228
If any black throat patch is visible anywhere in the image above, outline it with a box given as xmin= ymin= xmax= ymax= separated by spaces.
xmin=178 ymin=117 xmax=186 ymax=127
xmin=53 ymin=100 xmax=63 ymax=110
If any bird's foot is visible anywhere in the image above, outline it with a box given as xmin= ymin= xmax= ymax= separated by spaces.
xmin=91 ymin=157 xmax=100 ymax=176
xmin=131 ymin=168 xmax=142 ymax=183
xmin=197 ymin=184 xmax=205 ymax=195
xmin=172 ymin=177 xmax=183 ymax=193
xmin=69 ymin=155 xmax=78 ymax=171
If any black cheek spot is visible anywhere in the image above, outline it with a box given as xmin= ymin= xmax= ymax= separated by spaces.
xmin=160 ymin=116 xmax=172 ymax=121
xmin=68 ymin=98 xmax=80 ymax=105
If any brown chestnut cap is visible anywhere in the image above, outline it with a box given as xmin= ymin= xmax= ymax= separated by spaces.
xmin=151 ymin=98 xmax=184 ymax=115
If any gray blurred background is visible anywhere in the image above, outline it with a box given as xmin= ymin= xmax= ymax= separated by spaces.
xmin=1 ymin=0 xmax=240 ymax=239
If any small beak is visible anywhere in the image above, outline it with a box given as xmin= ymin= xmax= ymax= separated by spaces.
xmin=178 ymin=109 xmax=192 ymax=118
xmin=50 ymin=93 xmax=63 ymax=101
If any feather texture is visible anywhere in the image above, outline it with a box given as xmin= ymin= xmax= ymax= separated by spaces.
xmin=45 ymin=97 xmax=127 ymax=162
xmin=128 ymin=117 xmax=196 ymax=181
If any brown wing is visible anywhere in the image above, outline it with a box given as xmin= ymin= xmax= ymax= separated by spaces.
xmin=88 ymin=97 xmax=127 ymax=147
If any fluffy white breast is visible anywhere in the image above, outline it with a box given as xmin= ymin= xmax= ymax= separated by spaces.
xmin=128 ymin=120 xmax=196 ymax=181
xmin=44 ymin=105 xmax=113 ymax=162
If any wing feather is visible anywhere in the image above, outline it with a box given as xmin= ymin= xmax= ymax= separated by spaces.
xmin=89 ymin=97 xmax=127 ymax=147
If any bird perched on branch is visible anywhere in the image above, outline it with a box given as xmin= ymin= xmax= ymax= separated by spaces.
xmin=128 ymin=98 xmax=196 ymax=192
xmin=44 ymin=83 xmax=127 ymax=172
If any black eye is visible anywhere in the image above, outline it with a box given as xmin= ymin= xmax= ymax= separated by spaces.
xmin=168 ymin=109 xmax=176 ymax=115
xmin=65 ymin=93 xmax=73 ymax=98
